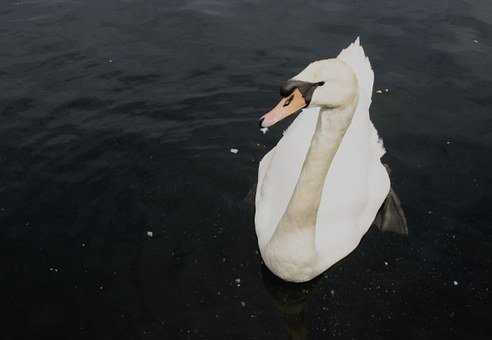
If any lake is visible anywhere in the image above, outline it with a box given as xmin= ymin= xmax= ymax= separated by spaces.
xmin=0 ymin=0 xmax=491 ymax=339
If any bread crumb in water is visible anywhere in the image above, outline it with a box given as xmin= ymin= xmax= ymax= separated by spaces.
xmin=230 ymin=148 xmax=239 ymax=154
xmin=146 ymin=231 xmax=153 ymax=237
xmin=260 ymin=127 xmax=269 ymax=134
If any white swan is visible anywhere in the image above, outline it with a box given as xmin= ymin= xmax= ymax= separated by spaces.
xmin=255 ymin=38 xmax=405 ymax=282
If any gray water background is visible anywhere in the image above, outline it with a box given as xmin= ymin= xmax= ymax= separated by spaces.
xmin=1 ymin=0 xmax=491 ymax=339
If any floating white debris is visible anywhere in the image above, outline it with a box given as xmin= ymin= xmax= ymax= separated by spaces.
xmin=260 ymin=127 xmax=269 ymax=134
xmin=108 ymin=58 xmax=113 ymax=63
xmin=473 ymin=39 xmax=479 ymax=44
xmin=384 ymin=261 xmax=389 ymax=266
xmin=384 ymin=88 xmax=389 ymax=93
xmin=146 ymin=231 xmax=153 ymax=237
xmin=240 ymin=301 xmax=246 ymax=307
xmin=230 ymin=148 xmax=239 ymax=154
xmin=235 ymin=278 xmax=241 ymax=284
xmin=330 ymin=289 xmax=335 ymax=296
xmin=453 ymin=280 xmax=458 ymax=286
xmin=376 ymin=89 xmax=383 ymax=94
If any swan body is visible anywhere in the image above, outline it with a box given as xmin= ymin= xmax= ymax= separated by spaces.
xmin=255 ymin=38 xmax=390 ymax=282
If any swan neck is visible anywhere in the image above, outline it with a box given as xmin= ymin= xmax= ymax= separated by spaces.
xmin=277 ymin=97 xmax=358 ymax=231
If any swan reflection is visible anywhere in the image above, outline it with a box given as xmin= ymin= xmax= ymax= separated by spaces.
xmin=260 ymin=265 xmax=322 ymax=340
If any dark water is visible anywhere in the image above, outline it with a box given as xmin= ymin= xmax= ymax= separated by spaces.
xmin=1 ymin=0 xmax=491 ymax=339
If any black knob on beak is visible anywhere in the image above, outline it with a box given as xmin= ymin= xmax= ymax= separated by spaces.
xmin=258 ymin=117 xmax=265 ymax=128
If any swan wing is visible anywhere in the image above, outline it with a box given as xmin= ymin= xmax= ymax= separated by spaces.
xmin=255 ymin=108 xmax=320 ymax=249
xmin=315 ymin=38 xmax=390 ymax=266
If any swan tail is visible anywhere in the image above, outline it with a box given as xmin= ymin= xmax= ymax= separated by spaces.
xmin=339 ymin=37 xmax=387 ymax=160
xmin=337 ymin=36 xmax=374 ymax=98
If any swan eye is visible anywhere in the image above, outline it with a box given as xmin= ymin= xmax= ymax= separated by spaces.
xmin=283 ymin=95 xmax=294 ymax=107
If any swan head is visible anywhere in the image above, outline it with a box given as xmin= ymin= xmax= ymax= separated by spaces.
xmin=259 ymin=58 xmax=357 ymax=128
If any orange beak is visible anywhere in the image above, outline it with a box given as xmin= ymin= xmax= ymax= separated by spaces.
xmin=259 ymin=88 xmax=307 ymax=128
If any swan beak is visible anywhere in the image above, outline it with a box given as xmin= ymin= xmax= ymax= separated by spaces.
xmin=259 ymin=88 xmax=307 ymax=128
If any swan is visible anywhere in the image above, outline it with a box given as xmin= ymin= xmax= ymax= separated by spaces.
xmin=255 ymin=38 xmax=406 ymax=282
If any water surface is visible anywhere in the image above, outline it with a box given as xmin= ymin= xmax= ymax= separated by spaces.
xmin=1 ymin=0 xmax=491 ymax=339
